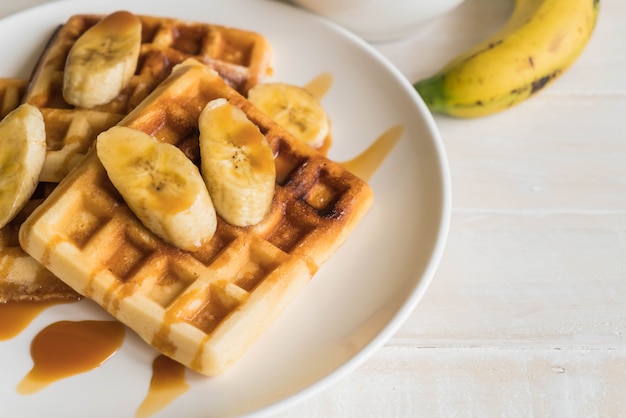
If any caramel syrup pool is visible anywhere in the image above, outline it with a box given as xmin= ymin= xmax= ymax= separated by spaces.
xmin=17 ymin=320 xmax=125 ymax=395
xmin=0 ymin=301 xmax=57 ymax=341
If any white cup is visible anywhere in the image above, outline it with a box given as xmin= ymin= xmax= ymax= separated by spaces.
xmin=289 ymin=0 xmax=465 ymax=42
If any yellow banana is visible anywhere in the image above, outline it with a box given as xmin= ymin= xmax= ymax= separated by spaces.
xmin=96 ymin=126 xmax=217 ymax=252
xmin=63 ymin=11 xmax=142 ymax=109
xmin=198 ymin=98 xmax=276 ymax=227
xmin=247 ymin=82 xmax=330 ymax=149
xmin=0 ymin=104 xmax=46 ymax=228
xmin=414 ymin=0 xmax=600 ymax=118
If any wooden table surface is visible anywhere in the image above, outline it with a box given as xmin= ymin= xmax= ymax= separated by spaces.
xmin=276 ymin=1 xmax=626 ymax=416
xmin=3 ymin=0 xmax=624 ymax=417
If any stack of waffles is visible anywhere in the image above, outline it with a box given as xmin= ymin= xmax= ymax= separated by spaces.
xmin=25 ymin=11 xmax=272 ymax=183
xmin=1 ymin=11 xmax=272 ymax=304
xmin=7 ymin=11 xmax=373 ymax=376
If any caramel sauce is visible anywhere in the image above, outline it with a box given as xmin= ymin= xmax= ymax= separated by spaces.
xmin=135 ymin=355 xmax=190 ymax=418
xmin=0 ymin=302 xmax=56 ymax=341
xmin=302 ymin=73 xmax=334 ymax=156
xmin=17 ymin=320 xmax=125 ymax=395
xmin=304 ymin=72 xmax=333 ymax=100
xmin=341 ymin=124 xmax=404 ymax=181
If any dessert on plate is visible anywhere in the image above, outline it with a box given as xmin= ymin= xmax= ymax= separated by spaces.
xmin=1 ymin=10 xmax=373 ymax=376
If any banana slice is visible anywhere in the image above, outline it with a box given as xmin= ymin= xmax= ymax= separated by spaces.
xmin=63 ymin=11 xmax=142 ymax=109
xmin=247 ymin=82 xmax=330 ymax=149
xmin=96 ymin=126 xmax=217 ymax=252
xmin=0 ymin=104 xmax=46 ymax=228
xmin=198 ymin=98 xmax=275 ymax=227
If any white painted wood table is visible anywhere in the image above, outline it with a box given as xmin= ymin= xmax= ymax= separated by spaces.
xmin=2 ymin=0 xmax=624 ymax=417
xmin=275 ymin=1 xmax=626 ymax=417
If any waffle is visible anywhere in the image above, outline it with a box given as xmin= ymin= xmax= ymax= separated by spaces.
xmin=24 ymin=11 xmax=273 ymax=182
xmin=20 ymin=61 xmax=373 ymax=376
xmin=0 ymin=79 xmax=79 ymax=303
xmin=0 ymin=183 xmax=80 ymax=303
xmin=0 ymin=78 xmax=26 ymax=119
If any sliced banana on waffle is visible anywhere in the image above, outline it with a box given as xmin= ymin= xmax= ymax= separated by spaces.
xmin=63 ymin=10 xmax=142 ymax=109
xmin=0 ymin=104 xmax=46 ymax=228
xmin=96 ymin=126 xmax=217 ymax=252
xmin=199 ymin=98 xmax=275 ymax=227
xmin=247 ymin=82 xmax=330 ymax=149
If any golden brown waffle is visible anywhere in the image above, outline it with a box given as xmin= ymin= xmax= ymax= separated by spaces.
xmin=0 ymin=80 xmax=79 ymax=303
xmin=24 ymin=11 xmax=273 ymax=182
xmin=20 ymin=61 xmax=373 ymax=376
xmin=1 ymin=183 xmax=79 ymax=303
xmin=0 ymin=78 xmax=26 ymax=119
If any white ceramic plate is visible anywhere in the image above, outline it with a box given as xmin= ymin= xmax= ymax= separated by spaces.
xmin=0 ymin=0 xmax=450 ymax=416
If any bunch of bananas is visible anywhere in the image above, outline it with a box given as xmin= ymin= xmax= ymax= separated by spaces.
xmin=414 ymin=0 xmax=600 ymax=118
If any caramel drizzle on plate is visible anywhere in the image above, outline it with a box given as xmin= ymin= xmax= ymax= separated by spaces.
xmin=17 ymin=320 xmax=125 ymax=395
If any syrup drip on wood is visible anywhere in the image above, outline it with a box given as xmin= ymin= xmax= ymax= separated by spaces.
xmin=16 ymin=320 xmax=125 ymax=395
xmin=341 ymin=124 xmax=404 ymax=181
xmin=0 ymin=301 xmax=59 ymax=341
xmin=135 ymin=354 xmax=190 ymax=418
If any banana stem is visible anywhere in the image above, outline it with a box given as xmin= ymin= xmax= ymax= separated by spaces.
xmin=413 ymin=74 xmax=448 ymax=115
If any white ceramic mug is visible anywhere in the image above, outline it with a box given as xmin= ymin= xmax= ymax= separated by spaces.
xmin=289 ymin=0 xmax=465 ymax=41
